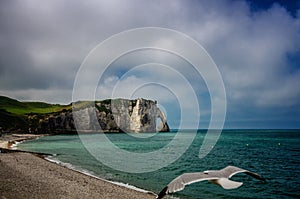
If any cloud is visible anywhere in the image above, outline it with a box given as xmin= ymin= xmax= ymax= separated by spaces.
xmin=0 ymin=0 xmax=299 ymax=128
xmin=0 ymin=88 xmax=73 ymax=104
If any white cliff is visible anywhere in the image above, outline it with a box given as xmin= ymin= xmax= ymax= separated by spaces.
xmin=39 ymin=98 xmax=170 ymax=133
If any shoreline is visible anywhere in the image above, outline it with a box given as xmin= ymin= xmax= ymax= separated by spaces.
xmin=44 ymin=155 xmax=154 ymax=194
xmin=0 ymin=133 xmax=48 ymax=149
xmin=0 ymin=133 xmax=157 ymax=199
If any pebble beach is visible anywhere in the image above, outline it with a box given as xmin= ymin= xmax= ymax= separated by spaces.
xmin=0 ymin=134 xmax=155 ymax=199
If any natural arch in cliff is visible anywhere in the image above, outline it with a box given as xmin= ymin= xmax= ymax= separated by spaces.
xmin=156 ymin=108 xmax=170 ymax=132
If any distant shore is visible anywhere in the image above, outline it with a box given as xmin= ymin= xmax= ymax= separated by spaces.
xmin=0 ymin=134 xmax=156 ymax=199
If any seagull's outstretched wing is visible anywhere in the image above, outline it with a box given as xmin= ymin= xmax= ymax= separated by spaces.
xmin=168 ymin=172 xmax=217 ymax=193
xmin=221 ymin=166 xmax=266 ymax=182
xmin=204 ymin=166 xmax=265 ymax=182
xmin=157 ymin=172 xmax=218 ymax=199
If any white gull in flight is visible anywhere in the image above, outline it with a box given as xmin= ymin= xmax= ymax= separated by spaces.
xmin=156 ymin=165 xmax=266 ymax=199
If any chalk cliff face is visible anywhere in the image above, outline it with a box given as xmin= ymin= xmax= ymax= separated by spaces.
xmin=39 ymin=98 xmax=169 ymax=133
xmin=129 ymin=99 xmax=157 ymax=132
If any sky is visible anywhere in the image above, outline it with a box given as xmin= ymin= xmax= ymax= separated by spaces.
xmin=0 ymin=0 xmax=300 ymax=129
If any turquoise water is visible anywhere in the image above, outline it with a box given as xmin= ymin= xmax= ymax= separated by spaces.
xmin=18 ymin=130 xmax=300 ymax=198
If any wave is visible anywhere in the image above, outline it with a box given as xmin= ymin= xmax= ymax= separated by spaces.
xmin=10 ymin=140 xmax=25 ymax=150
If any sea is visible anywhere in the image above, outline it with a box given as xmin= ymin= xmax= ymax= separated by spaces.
xmin=17 ymin=129 xmax=300 ymax=199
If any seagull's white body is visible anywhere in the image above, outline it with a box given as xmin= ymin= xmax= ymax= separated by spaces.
xmin=157 ymin=166 xmax=266 ymax=199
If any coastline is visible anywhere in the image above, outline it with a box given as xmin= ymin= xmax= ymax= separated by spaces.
xmin=44 ymin=155 xmax=154 ymax=194
xmin=0 ymin=133 xmax=47 ymax=150
xmin=0 ymin=134 xmax=156 ymax=199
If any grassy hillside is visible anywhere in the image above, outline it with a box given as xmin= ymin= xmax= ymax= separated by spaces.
xmin=0 ymin=96 xmax=73 ymax=133
xmin=0 ymin=96 xmax=71 ymax=115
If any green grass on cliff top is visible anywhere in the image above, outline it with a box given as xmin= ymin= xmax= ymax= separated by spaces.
xmin=0 ymin=96 xmax=131 ymax=115
xmin=0 ymin=96 xmax=71 ymax=115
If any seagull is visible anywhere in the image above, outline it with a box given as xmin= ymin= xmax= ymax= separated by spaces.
xmin=156 ymin=165 xmax=266 ymax=199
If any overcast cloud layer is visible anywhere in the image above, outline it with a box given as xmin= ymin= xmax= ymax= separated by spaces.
xmin=0 ymin=0 xmax=299 ymax=128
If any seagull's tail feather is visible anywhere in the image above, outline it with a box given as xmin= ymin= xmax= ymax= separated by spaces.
xmin=156 ymin=186 xmax=168 ymax=199
xmin=210 ymin=178 xmax=243 ymax=189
